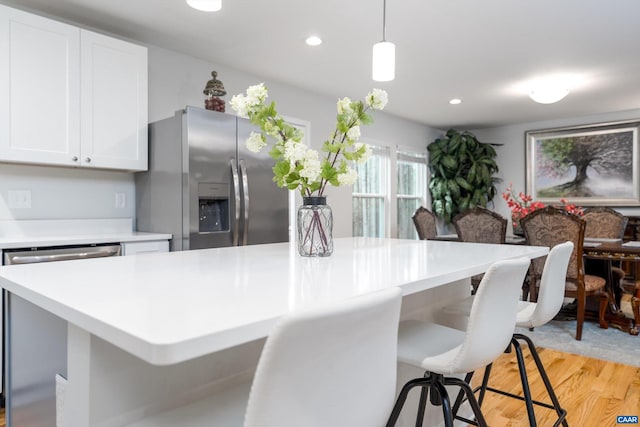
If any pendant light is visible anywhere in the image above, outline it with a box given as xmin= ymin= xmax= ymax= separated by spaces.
xmin=372 ymin=0 xmax=395 ymax=82
xmin=186 ymin=0 xmax=222 ymax=12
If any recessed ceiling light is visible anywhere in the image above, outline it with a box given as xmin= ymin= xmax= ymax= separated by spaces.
xmin=449 ymin=98 xmax=462 ymax=105
xmin=186 ymin=0 xmax=222 ymax=12
xmin=305 ymin=36 xmax=322 ymax=46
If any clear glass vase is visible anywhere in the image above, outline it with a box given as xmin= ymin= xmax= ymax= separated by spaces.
xmin=297 ymin=196 xmax=333 ymax=257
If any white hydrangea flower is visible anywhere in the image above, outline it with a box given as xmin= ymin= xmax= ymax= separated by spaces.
xmin=284 ymin=140 xmax=308 ymax=164
xmin=337 ymin=168 xmax=358 ymax=186
xmin=354 ymin=142 xmax=372 ymax=164
xmin=246 ymin=131 xmax=266 ymax=153
xmin=245 ymin=83 xmax=268 ymax=106
xmin=366 ymin=88 xmax=388 ymax=110
xmin=230 ymin=94 xmax=250 ymax=117
xmin=346 ymin=126 xmax=361 ymax=141
xmin=337 ymin=97 xmax=352 ymax=114
xmin=300 ymin=149 xmax=321 ymax=182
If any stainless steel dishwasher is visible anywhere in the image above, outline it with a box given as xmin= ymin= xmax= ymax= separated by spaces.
xmin=2 ymin=243 xmax=122 ymax=426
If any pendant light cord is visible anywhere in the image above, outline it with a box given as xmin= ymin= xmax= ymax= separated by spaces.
xmin=382 ymin=0 xmax=387 ymax=41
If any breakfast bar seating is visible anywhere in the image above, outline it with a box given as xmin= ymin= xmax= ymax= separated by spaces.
xmin=0 ymin=238 xmax=548 ymax=426
xmin=386 ymin=257 xmax=531 ymax=427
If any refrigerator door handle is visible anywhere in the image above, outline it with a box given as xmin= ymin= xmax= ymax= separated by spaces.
xmin=230 ymin=158 xmax=240 ymax=246
xmin=239 ymin=159 xmax=249 ymax=246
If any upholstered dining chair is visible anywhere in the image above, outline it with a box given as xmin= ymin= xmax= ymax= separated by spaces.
xmin=453 ymin=207 xmax=508 ymax=292
xmin=128 ymin=287 xmax=403 ymax=427
xmin=385 ymin=257 xmax=531 ymax=427
xmin=412 ymin=206 xmax=438 ymax=240
xmin=433 ymin=242 xmax=574 ymax=427
xmin=583 ymin=207 xmax=628 ymax=239
xmin=520 ymin=206 xmax=609 ymax=340
xmin=583 ymin=206 xmax=628 ymax=300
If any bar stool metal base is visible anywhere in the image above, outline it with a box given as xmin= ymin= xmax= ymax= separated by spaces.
xmin=471 ymin=334 xmax=569 ymax=427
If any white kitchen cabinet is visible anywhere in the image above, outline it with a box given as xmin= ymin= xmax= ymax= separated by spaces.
xmin=0 ymin=4 xmax=148 ymax=171
xmin=121 ymin=240 xmax=169 ymax=256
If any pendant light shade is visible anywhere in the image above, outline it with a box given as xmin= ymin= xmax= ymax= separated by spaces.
xmin=372 ymin=0 xmax=395 ymax=82
xmin=372 ymin=41 xmax=395 ymax=82
xmin=186 ymin=0 xmax=222 ymax=12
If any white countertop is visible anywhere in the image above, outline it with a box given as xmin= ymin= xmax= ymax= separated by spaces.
xmin=0 ymin=237 xmax=547 ymax=365
xmin=0 ymin=231 xmax=172 ymax=249
xmin=0 ymin=218 xmax=171 ymax=249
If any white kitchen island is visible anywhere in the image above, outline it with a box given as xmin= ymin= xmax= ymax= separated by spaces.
xmin=0 ymin=237 xmax=548 ymax=427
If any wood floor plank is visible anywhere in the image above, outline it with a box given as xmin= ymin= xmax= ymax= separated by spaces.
xmin=471 ymin=347 xmax=640 ymax=427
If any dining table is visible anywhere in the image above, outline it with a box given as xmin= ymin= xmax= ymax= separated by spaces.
xmin=0 ymin=237 xmax=548 ymax=427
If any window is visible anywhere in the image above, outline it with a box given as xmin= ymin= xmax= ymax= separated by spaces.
xmin=352 ymin=145 xmax=427 ymax=239
xmin=352 ymin=145 xmax=389 ymax=237
xmin=397 ymin=149 xmax=428 ymax=239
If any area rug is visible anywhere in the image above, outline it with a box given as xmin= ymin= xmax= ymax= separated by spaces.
xmin=517 ymin=296 xmax=640 ymax=367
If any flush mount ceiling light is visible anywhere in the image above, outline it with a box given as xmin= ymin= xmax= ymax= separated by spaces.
xmin=305 ymin=36 xmax=322 ymax=46
xmin=449 ymin=98 xmax=462 ymax=105
xmin=529 ymin=78 xmax=570 ymax=104
xmin=186 ymin=0 xmax=222 ymax=12
xmin=372 ymin=0 xmax=395 ymax=82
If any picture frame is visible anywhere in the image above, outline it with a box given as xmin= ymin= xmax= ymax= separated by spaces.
xmin=525 ymin=119 xmax=640 ymax=206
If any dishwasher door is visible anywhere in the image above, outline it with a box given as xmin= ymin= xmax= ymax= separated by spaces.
xmin=2 ymin=243 xmax=122 ymax=427
xmin=3 ymin=243 xmax=122 ymax=265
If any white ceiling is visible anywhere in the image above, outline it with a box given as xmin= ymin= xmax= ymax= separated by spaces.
xmin=5 ymin=0 xmax=640 ymax=129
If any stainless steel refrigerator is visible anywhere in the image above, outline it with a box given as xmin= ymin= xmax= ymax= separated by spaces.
xmin=135 ymin=107 xmax=289 ymax=251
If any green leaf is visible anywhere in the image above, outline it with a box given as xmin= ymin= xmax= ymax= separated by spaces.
xmin=455 ymin=176 xmax=473 ymax=191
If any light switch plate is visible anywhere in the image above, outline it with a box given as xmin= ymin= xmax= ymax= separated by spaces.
xmin=115 ymin=193 xmax=126 ymax=209
xmin=8 ymin=190 xmax=31 ymax=209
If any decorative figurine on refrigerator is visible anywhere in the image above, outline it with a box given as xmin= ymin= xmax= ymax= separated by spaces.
xmin=203 ymin=71 xmax=227 ymax=112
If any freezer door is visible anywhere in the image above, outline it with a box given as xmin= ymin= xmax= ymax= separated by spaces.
xmin=237 ymin=117 xmax=290 ymax=245
xmin=184 ymin=107 xmax=239 ymax=249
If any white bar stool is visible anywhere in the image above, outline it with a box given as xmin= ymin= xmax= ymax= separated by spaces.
xmin=127 ymin=287 xmax=403 ymax=427
xmin=435 ymin=241 xmax=573 ymax=427
xmin=385 ymin=257 xmax=531 ymax=427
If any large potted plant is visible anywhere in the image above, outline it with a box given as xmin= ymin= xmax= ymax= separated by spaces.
xmin=428 ymin=129 xmax=501 ymax=224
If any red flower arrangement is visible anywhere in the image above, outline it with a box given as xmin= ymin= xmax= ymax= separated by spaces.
xmin=502 ymin=184 xmax=584 ymax=226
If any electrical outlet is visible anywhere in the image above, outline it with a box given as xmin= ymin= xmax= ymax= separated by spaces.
xmin=8 ymin=190 xmax=31 ymax=209
xmin=115 ymin=193 xmax=126 ymax=209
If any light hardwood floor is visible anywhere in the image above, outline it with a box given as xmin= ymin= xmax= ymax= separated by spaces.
xmin=0 ymin=347 xmax=636 ymax=427
xmin=471 ymin=347 xmax=640 ymax=427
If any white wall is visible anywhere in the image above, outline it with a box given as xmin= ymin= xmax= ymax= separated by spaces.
xmin=471 ymin=107 xmax=640 ymax=230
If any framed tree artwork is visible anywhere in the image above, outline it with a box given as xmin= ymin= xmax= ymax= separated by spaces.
xmin=525 ymin=120 xmax=640 ymax=206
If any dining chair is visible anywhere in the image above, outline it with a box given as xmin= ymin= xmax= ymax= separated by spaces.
xmin=583 ymin=207 xmax=628 ymax=239
xmin=583 ymin=206 xmax=628 ymax=304
xmin=434 ymin=242 xmax=573 ymax=427
xmin=385 ymin=257 xmax=531 ymax=427
xmin=412 ymin=206 xmax=438 ymax=240
xmin=452 ymin=207 xmax=508 ymax=293
xmin=521 ymin=206 xmax=609 ymax=340
xmin=127 ymin=287 xmax=403 ymax=427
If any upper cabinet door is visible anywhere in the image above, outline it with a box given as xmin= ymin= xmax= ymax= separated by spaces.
xmin=0 ymin=5 xmax=81 ymax=166
xmin=80 ymin=30 xmax=148 ymax=171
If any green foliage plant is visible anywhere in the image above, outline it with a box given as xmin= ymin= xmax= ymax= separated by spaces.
xmin=428 ymin=129 xmax=502 ymax=223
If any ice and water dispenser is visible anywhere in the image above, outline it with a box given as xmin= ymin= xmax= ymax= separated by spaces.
xmin=198 ymin=183 xmax=229 ymax=233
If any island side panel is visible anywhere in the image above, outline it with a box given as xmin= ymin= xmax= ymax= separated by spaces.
xmin=4 ymin=293 xmax=67 ymax=427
